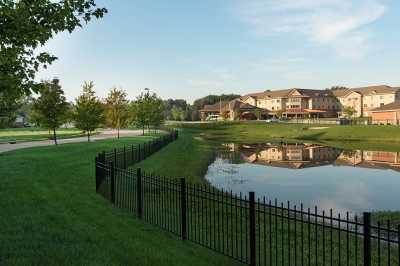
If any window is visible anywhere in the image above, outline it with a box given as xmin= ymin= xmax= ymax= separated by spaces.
xmin=364 ymin=104 xmax=368 ymax=107
xmin=380 ymin=96 xmax=384 ymax=100
xmin=277 ymin=99 xmax=280 ymax=103
xmin=272 ymin=107 xmax=275 ymax=110
xmin=380 ymin=103 xmax=385 ymax=107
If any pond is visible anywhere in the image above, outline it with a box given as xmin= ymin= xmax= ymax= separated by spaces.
xmin=204 ymin=142 xmax=400 ymax=215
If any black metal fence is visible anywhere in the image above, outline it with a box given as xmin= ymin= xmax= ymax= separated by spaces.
xmin=95 ymin=132 xmax=399 ymax=266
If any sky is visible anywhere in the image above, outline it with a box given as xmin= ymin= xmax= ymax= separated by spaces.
xmin=37 ymin=0 xmax=400 ymax=103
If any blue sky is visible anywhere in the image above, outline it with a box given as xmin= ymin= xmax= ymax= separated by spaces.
xmin=37 ymin=0 xmax=400 ymax=103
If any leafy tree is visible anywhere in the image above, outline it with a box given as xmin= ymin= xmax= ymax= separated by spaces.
xmin=170 ymin=105 xmax=185 ymax=121
xmin=131 ymin=89 xmax=164 ymax=135
xmin=254 ymin=109 xmax=262 ymax=120
xmin=343 ymin=106 xmax=357 ymax=118
xmin=32 ymin=78 xmax=70 ymax=144
xmin=74 ymin=81 xmax=104 ymax=141
xmin=0 ymin=90 xmax=23 ymax=128
xmin=0 ymin=0 xmax=107 ymax=98
xmin=148 ymin=93 xmax=164 ymax=131
xmin=105 ymin=88 xmax=130 ymax=139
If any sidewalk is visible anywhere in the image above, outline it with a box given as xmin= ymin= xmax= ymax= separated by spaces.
xmin=0 ymin=129 xmax=143 ymax=153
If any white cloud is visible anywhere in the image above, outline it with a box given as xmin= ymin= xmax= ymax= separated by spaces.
xmin=235 ymin=0 xmax=387 ymax=59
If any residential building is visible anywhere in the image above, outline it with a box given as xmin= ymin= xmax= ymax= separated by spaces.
xmin=199 ymin=85 xmax=400 ymax=121
xmin=242 ymin=88 xmax=338 ymax=118
xmin=333 ymin=85 xmax=400 ymax=117
xmin=199 ymin=99 xmax=264 ymax=121
xmin=370 ymin=101 xmax=400 ymax=125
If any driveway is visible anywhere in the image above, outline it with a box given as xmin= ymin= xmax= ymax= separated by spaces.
xmin=0 ymin=129 xmax=143 ymax=153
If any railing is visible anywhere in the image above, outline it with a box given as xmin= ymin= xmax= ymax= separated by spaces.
xmin=95 ymin=131 xmax=399 ymax=265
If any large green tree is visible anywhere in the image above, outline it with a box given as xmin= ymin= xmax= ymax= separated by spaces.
xmin=105 ymin=88 xmax=130 ymax=138
xmin=131 ymin=89 xmax=164 ymax=135
xmin=74 ymin=81 xmax=104 ymax=141
xmin=32 ymin=78 xmax=70 ymax=144
xmin=0 ymin=0 xmax=107 ymax=97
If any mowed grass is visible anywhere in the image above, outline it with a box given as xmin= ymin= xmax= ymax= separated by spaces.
xmin=0 ymin=136 xmax=240 ymax=266
xmin=0 ymin=127 xmax=85 ymax=143
xmin=174 ymin=121 xmax=400 ymax=150
xmin=135 ymin=129 xmax=215 ymax=184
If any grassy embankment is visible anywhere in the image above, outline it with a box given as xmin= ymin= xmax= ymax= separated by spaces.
xmin=0 ymin=134 xmax=238 ymax=266
xmin=173 ymin=121 xmax=400 ymax=151
xmin=0 ymin=127 xmax=86 ymax=143
xmin=134 ymin=126 xmax=399 ymax=265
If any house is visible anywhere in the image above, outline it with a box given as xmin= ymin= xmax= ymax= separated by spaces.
xmin=333 ymin=85 xmax=400 ymax=118
xmin=370 ymin=101 xmax=400 ymax=125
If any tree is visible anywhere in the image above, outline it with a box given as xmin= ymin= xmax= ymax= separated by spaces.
xmin=32 ymin=78 xmax=70 ymax=144
xmin=0 ymin=90 xmax=23 ymax=128
xmin=74 ymin=81 xmax=104 ymax=141
xmin=343 ymin=106 xmax=357 ymax=118
xmin=148 ymin=93 xmax=164 ymax=131
xmin=170 ymin=105 xmax=185 ymax=121
xmin=0 ymin=0 xmax=107 ymax=98
xmin=131 ymin=89 xmax=164 ymax=135
xmin=105 ymin=88 xmax=130 ymax=139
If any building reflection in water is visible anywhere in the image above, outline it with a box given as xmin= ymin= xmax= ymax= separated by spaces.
xmin=221 ymin=143 xmax=400 ymax=172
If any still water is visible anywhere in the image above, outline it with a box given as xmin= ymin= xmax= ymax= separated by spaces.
xmin=205 ymin=143 xmax=400 ymax=214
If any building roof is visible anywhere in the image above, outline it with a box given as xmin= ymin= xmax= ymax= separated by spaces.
xmin=334 ymin=85 xmax=399 ymax=98
xmin=244 ymin=88 xmax=334 ymax=99
xmin=370 ymin=101 xmax=400 ymax=112
xmin=200 ymin=99 xmax=260 ymax=112
xmin=200 ymin=101 xmax=230 ymax=112
xmin=352 ymin=85 xmax=398 ymax=96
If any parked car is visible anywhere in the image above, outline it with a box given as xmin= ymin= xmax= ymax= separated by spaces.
xmin=265 ymin=118 xmax=279 ymax=123
xmin=205 ymin=115 xmax=223 ymax=121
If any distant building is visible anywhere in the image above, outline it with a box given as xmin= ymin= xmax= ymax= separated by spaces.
xmin=199 ymin=85 xmax=400 ymax=121
xmin=242 ymin=88 xmax=338 ymax=118
xmin=333 ymin=85 xmax=400 ymax=117
xmin=199 ymin=99 xmax=265 ymax=121
xmin=370 ymin=101 xmax=400 ymax=125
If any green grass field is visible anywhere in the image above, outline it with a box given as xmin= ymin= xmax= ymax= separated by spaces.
xmin=0 ymin=127 xmax=86 ymax=143
xmin=173 ymin=121 xmax=400 ymax=151
xmin=0 ymin=135 xmax=239 ymax=266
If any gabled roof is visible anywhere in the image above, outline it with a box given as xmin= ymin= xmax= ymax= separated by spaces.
xmin=370 ymin=101 xmax=400 ymax=112
xmin=352 ymin=85 xmax=398 ymax=96
xmin=289 ymin=88 xmax=335 ymax=98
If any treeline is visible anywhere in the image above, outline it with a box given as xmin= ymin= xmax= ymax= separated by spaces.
xmin=21 ymin=78 xmax=165 ymax=144
xmin=163 ymin=94 xmax=241 ymax=121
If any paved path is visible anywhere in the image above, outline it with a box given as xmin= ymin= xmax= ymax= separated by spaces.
xmin=0 ymin=129 xmax=143 ymax=153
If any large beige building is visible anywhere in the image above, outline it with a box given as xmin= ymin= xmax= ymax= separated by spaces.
xmin=199 ymin=85 xmax=400 ymax=121
xmin=241 ymin=88 xmax=338 ymax=118
xmin=332 ymin=85 xmax=400 ymax=117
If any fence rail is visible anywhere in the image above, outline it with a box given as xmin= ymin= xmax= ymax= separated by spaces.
xmin=95 ymin=130 xmax=399 ymax=265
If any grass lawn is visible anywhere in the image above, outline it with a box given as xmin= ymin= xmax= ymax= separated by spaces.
xmin=131 ymin=129 xmax=399 ymax=265
xmin=174 ymin=121 xmax=400 ymax=151
xmin=0 ymin=135 xmax=240 ymax=266
xmin=0 ymin=127 xmax=86 ymax=143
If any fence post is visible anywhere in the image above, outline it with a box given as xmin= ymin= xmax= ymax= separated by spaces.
xmin=114 ymin=148 xmax=117 ymax=167
xmin=110 ymin=162 xmax=116 ymax=204
xmin=123 ymin=146 xmax=127 ymax=169
xmin=95 ymin=156 xmax=99 ymax=191
xmin=363 ymin=212 xmax=371 ymax=266
xmin=131 ymin=145 xmax=134 ymax=165
xmin=180 ymin=178 xmax=187 ymax=240
xmin=137 ymin=168 xmax=143 ymax=219
xmin=249 ymin=191 xmax=256 ymax=266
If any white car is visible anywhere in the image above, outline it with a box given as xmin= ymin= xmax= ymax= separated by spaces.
xmin=206 ymin=115 xmax=223 ymax=121
xmin=265 ymin=118 xmax=279 ymax=123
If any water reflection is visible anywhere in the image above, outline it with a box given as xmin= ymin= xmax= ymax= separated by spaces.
xmin=205 ymin=143 xmax=400 ymax=214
